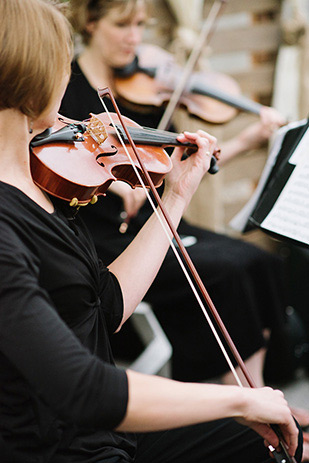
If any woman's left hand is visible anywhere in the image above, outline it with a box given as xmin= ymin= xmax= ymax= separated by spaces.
xmin=164 ymin=130 xmax=218 ymax=210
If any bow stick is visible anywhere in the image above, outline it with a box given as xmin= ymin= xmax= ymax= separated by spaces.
xmin=157 ymin=0 xmax=227 ymax=131
xmin=98 ymin=87 xmax=297 ymax=463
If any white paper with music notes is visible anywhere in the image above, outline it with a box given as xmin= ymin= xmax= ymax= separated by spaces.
xmin=261 ymin=128 xmax=309 ymax=245
xmin=229 ymin=119 xmax=308 ymax=233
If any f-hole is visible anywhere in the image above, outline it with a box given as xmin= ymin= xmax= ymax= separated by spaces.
xmin=96 ymin=145 xmax=118 ymax=167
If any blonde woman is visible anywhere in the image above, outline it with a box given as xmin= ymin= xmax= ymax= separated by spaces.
xmin=0 ymin=0 xmax=303 ymax=462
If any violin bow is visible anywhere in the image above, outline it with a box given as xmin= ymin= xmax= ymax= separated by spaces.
xmin=98 ymin=87 xmax=297 ymax=463
xmin=157 ymin=0 xmax=227 ymax=131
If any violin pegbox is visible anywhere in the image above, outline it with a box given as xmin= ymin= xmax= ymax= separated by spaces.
xmin=87 ymin=113 xmax=108 ymax=145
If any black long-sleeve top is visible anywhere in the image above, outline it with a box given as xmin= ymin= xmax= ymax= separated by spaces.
xmin=0 ymin=181 xmax=136 ymax=461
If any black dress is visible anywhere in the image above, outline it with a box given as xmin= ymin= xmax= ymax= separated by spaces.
xmin=0 ymin=182 xmax=303 ymax=463
xmin=0 ymin=182 xmax=133 ymax=460
xmin=59 ymin=60 xmax=287 ymax=381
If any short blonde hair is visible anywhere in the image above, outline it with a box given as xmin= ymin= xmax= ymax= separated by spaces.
xmin=0 ymin=0 xmax=73 ymax=118
xmin=68 ymin=0 xmax=147 ymax=45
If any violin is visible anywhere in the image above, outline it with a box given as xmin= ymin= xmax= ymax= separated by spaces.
xmin=30 ymin=112 xmax=219 ymax=207
xmin=113 ymin=44 xmax=263 ymax=124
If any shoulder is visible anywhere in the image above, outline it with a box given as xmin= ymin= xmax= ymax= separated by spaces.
xmin=0 ymin=182 xmax=55 ymax=264
xmin=69 ymin=59 xmax=83 ymax=80
xmin=68 ymin=59 xmax=86 ymax=87
xmin=61 ymin=59 xmax=86 ymax=98
xmin=0 ymin=183 xmax=28 ymax=231
xmin=60 ymin=58 xmax=97 ymax=120
xmin=0 ymin=213 xmax=39 ymax=282
xmin=0 ymin=184 xmax=37 ymax=258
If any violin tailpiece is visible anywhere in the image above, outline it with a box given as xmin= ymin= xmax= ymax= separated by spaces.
xmin=87 ymin=114 xmax=108 ymax=145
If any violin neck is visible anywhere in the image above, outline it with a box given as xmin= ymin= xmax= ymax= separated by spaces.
xmin=114 ymin=125 xmax=195 ymax=148
xmin=190 ymin=81 xmax=263 ymax=116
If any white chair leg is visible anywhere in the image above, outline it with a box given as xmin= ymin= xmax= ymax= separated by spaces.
xmin=128 ymin=302 xmax=172 ymax=377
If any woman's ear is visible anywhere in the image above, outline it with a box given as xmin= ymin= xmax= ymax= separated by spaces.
xmin=85 ymin=20 xmax=97 ymax=36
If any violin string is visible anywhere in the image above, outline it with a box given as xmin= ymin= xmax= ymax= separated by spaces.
xmin=99 ymin=93 xmax=243 ymax=387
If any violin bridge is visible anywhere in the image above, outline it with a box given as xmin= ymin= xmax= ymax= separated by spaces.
xmin=87 ymin=113 xmax=108 ymax=145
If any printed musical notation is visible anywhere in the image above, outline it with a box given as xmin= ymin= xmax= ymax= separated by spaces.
xmin=261 ymin=133 xmax=309 ymax=245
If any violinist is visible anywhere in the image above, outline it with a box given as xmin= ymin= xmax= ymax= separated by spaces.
xmin=0 ymin=0 xmax=303 ymax=461
xmin=60 ymin=0 xmax=293 ymax=390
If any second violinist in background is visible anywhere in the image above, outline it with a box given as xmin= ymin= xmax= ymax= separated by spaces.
xmin=61 ymin=0 xmax=309 ymax=436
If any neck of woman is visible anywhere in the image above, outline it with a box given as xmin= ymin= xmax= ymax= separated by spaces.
xmin=0 ymin=109 xmax=31 ymax=177
xmin=78 ymin=47 xmax=114 ymax=91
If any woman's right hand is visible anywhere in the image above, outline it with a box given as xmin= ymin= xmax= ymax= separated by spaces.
xmin=236 ymin=386 xmax=299 ymax=458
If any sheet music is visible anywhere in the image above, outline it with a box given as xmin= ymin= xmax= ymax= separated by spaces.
xmin=229 ymin=119 xmax=308 ymax=232
xmin=261 ymin=135 xmax=309 ymax=245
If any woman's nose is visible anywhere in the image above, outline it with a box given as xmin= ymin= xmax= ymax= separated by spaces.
xmin=126 ymin=25 xmax=142 ymax=45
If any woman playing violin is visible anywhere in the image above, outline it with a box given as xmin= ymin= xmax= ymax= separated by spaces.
xmin=0 ymin=0 xmax=303 ymax=461
xmin=60 ymin=0 xmax=294 ymax=389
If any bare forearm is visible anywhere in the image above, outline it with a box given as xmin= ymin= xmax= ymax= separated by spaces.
xmin=117 ymin=370 xmax=241 ymax=432
xmin=108 ymin=189 xmax=185 ymax=320
xmin=219 ymin=112 xmax=284 ymax=166
xmin=116 ymin=371 xmax=299 ymax=458
xmin=219 ymin=135 xmax=250 ymax=165
xmin=219 ymin=126 xmax=264 ymax=166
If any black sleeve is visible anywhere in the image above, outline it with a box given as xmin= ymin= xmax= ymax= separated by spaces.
xmin=98 ymin=259 xmax=124 ymax=334
xmin=0 ymin=226 xmax=128 ymax=430
xmin=59 ymin=60 xmax=103 ymax=121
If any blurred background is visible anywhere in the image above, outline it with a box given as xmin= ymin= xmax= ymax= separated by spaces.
xmin=128 ymin=0 xmax=309 ymax=403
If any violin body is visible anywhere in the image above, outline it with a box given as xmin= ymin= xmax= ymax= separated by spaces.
xmin=113 ymin=44 xmax=262 ymax=124
xmin=31 ymin=113 xmax=173 ymax=206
